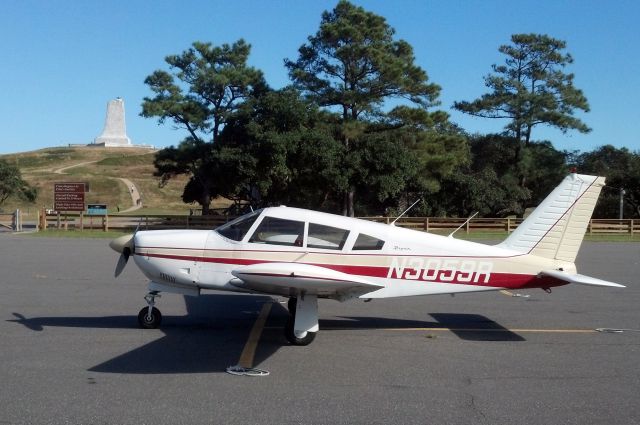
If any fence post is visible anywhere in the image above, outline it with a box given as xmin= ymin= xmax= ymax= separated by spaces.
xmin=39 ymin=208 xmax=45 ymax=231
xmin=632 ymin=219 xmax=635 ymax=235
xmin=11 ymin=210 xmax=17 ymax=231
xmin=466 ymin=218 xmax=470 ymax=234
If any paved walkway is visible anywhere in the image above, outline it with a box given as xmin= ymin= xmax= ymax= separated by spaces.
xmin=117 ymin=177 xmax=142 ymax=212
xmin=51 ymin=161 xmax=142 ymax=213
xmin=53 ymin=160 xmax=99 ymax=174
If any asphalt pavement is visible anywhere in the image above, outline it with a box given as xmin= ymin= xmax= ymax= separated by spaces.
xmin=0 ymin=234 xmax=638 ymax=424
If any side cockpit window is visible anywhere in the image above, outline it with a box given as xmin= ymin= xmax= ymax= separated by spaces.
xmin=215 ymin=211 xmax=260 ymax=241
xmin=352 ymin=233 xmax=385 ymax=250
xmin=249 ymin=217 xmax=305 ymax=246
xmin=307 ymin=223 xmax=349 ymax=250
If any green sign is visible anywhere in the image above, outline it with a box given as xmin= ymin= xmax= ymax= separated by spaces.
xmin=87 ymin=204 xmax=107 ymax=216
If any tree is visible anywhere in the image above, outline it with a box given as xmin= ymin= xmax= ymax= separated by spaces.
xmin=384 ymin=107 xmax=469 ymax=199
xmin=0 ymin=159 xmax=37 ymax=208
xmin=142 ymin=40 xmax=267 ymax=213
xmin=575 ymin=145 xmax=640 ymax=218
xmin=428 ymin=134 xmax=569 ymax=217
xmin=518 ymin=140 xmax=569 ymax=205
xmin=285 ymin=0 xmax=443 ymax=216
xmin=454 ymin=34 xmax=590 ymax=163
xmin=430 ymin=135 xmax=529 ymax=217
xmin=220 ymin=87 xmax=345 ymax=210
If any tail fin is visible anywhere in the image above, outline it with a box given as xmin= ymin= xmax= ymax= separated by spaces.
xmin=499 ymin=173 xmax=605 ymax=263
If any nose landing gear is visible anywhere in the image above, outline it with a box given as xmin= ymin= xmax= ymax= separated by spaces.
xmin=138 ymin=291 xmax=162 ymax=329
xmin=284 ymin=294 xmax=318 ymax=346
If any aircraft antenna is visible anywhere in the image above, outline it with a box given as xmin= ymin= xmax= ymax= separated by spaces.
xmin=391 ymin=199 xmax=422 ymax=226
xmin=447 ymin=211 xmax=478 ymax=238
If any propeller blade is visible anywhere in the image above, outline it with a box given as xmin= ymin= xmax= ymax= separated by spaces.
xmin=110 ymin=234 xmax=134 ymax=278
xmin=115 ymin=252 xmax=128 ymax=277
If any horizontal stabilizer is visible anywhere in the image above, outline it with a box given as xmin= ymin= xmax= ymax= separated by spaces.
xmin=231 ymin=262 xmax=382 ymax=297
xmin=540 ymin=269 xmax=625 ymax=288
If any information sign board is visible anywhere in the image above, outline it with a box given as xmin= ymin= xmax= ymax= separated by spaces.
xmin=54 ymin=182 xmax=86 ymax=211
xmin=87 ymin=204 xmax=107 ymax=216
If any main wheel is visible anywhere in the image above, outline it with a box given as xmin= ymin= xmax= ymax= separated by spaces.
xmin=138 ymin=307 xmax=162 ymax=329
xmin=284 ymin=317 xmax=316 ymax=346
xmin=287 ymin=297 xmax=297 ymax=316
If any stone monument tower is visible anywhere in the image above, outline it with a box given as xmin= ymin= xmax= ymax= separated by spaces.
xmin=94 ymin=97 xmax=132 ymax=147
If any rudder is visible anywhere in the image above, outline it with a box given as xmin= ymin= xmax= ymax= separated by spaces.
xmin=499 ymin=173 xmax=605 ymax=263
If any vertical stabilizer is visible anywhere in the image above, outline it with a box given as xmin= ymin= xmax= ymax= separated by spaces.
xmin=499 ymin=174 xmax=605 ymax=263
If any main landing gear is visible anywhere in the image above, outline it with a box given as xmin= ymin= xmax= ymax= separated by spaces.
xmin=285 ymin=295 xmax=318 ymax=346
xmin=138 ymin=291 xmax=162 ymax=329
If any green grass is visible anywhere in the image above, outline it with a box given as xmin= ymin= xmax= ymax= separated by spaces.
xmin=26 ymin=229 xmax=131 ymax=239
xmin=442 ymin=231 xmax=640 ymax=242
xmin=583 ymin=233 xmax=640 ymax=242
xmin=96 ymin=154 xmax=154 ymax=166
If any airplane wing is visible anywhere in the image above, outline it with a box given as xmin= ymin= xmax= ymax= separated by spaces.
xmin=230 ymin=262 xmax=383 ymax=298
xmin=540 ymin=269 xmax=626 ymax=288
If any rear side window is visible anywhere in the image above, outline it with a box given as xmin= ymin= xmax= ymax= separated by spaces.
xmin=249 ymin=217 xmax=305 ymax=246
xmin=352 ymin=233 xmax=385 ymax=250
xmin=215 ymin=211 xmax=260 ymax=241
xmin=307 ymin=223 xmax=349 ymax=250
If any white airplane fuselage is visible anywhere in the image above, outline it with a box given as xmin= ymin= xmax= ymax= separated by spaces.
xmin=131 ymin=212 xmax=575 ymax=300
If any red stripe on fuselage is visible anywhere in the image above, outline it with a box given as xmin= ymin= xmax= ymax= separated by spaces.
xmin=137 ymin=251 xmax=564 ymax=290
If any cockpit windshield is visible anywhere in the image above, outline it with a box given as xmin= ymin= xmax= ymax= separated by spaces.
xmin=215 ymin=210 xmax=261 ymax=241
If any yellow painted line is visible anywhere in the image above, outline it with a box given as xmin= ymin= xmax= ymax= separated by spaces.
xmin=264 ymin=326 xmax=597 ymax=333
xmin=383 ymin=328 xmax=597 ymax=333
xmin=237 ymin=303 xmax=272 ymax=368
xmin=500 ymin=290 xmax=513 ymax=296
xmin=264 ymin=326 xmax=600 ymax=334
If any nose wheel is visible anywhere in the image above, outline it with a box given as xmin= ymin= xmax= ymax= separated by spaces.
xmin=138 ymin=291 xmax=162 ymax=329
xmin=285 ymin=317 xmax=316 ymax=345
xmin=284 ymin=295 xmax=317 ymax=346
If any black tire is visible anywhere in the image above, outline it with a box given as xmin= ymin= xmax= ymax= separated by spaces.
xmin=284 ymin=317 xmax=316 ymax=346
xmin=138 ymin=307 xmax=162 ymax=329
xmin=287 ymin=297 xmax=297 ymax=316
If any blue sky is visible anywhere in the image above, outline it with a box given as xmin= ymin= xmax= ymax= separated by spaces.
xmin=0 ymin=0 xmax=638 ymax=155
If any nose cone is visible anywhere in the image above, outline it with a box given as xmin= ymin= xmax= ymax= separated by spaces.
xmin=110 ymin=234 xmax=134 ymax=254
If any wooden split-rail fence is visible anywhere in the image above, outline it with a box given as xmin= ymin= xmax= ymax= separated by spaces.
xmin=0 ymin=210 xmax=23 ymax=232
xmin=35 ymin=211 xmax=640 ymax=236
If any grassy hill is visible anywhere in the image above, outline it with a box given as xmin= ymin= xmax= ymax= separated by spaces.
xmin=0 ymin=146 xmax=230 ymax=215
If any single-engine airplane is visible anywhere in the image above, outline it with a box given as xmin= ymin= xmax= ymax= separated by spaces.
xmin=110 ymin=173 xmax=624 ymax=345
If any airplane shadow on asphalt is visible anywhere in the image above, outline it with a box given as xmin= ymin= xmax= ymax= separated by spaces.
xmin=319 ymin=313 xmax=525 ymax=342
xmin=9 ymin=295 xmax=523 ymax=374
xmin=10 ymin=294 xmax=289 ymax=374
